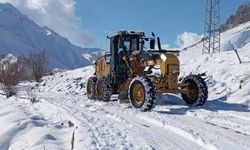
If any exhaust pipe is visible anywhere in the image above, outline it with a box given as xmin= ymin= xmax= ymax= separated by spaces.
xmin=157 ymin=37 xmax=162 ymax=50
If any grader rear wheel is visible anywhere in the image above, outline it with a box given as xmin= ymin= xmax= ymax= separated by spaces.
xmin=87 ymin=77 xmax=97 ymax=100
xmin=181 ymin=75 xmax=208 ymax=106
xmin=96 ymin=76 xmax=112 ymax=102
xmin=128 ymin=76 xmax=156 ymax=112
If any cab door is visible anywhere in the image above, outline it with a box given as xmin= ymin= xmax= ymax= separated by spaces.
xmin=110 ymin=36 xmax=130 ymax=90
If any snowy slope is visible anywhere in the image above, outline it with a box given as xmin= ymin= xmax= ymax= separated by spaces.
xmin=0 ymin=3 xmax=105 ymax=69
xmin=39 ymin=66 xmax=94 ymax=95
xmin=8 ymin=63 xmax=248 ymax=150
xmin=0 ymin=63 xmax=249 ymax=150
xmin=180 ymin=21 xmax=250 ymax=108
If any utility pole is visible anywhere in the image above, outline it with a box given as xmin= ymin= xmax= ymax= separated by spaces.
xmin=203 ymin=0 xmax=221 ymax=54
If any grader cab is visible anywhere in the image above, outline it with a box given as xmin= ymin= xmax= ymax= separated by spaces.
xmin=87 ymin=31 xmax=208 ymax=111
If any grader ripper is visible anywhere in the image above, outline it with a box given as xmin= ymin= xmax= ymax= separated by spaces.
xmin=87 ymin=31 xmax=208 ymax=111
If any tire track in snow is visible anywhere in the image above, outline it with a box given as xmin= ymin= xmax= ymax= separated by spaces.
xmin=39 ymin=93 xmax=250 ymax=150
xmin=37 ymin=95 xmax=101 ymax=149
xmin=41 ymin=94 xmax=135 ymax=149
xmin=96 ymin=103 xmax=214 ymax=150
xmin=73 ymin=97 xmax=204 ymax=149
xmin=145 ymin=111 xmax=250 ymax=150
xmin=203 ymin=121 xmax=249 ymax=136
xmin=90 ymin=103 xmax=203 ymax=150
xmin=186 ymin=111 xmax=250 ymax=136
xmin=93 ymin=100 xmax=250 ymax=150
xmin=181 ymin=104 xmax=250 ymax=136
xmin=41 ymin=94 xmax=203 ymax=149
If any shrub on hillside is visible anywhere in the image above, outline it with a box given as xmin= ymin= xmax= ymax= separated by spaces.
xmin=0 ymin=58 xmax=27 ymax=98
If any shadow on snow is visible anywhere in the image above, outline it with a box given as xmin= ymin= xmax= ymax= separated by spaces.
xmin=155 ymin=94 xmax=250 ymax=115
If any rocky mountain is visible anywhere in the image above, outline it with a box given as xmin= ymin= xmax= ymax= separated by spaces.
xmin=0 ymin=3 xmax=105 ymax=69
xmin=220 ymin=1 xmax=250 ymax=32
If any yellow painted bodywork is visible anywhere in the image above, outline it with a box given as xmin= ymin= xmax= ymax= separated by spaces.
xmin=95 ymin=56 xmax=110 ymax=78
xmin=142 ymin=53 xmax=180 ymax=93
xmin=159 ymin=53 xmax=180 ymax=76
xmin=95 ymin=52 xmax=186 ymax=95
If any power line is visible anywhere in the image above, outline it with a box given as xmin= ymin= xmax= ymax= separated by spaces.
xmin=203 ymin=0 xmax=221 ymax=54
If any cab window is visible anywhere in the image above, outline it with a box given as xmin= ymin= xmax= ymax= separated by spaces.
xmin=118 ymin=37 xmax=139 ymax=53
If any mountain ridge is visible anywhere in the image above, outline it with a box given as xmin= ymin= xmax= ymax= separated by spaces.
xmin=0 ymin=3 xmax=105 ymax=69
xmin=220 ymin=1 xmax=250 ymax=32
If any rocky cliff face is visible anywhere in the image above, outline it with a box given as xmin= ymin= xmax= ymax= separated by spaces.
xmin=220 ymin=2 xmax=250 ymax=32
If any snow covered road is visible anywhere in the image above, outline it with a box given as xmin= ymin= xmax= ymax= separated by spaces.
xmin=37 ymin=93 xmax=250 ymax=150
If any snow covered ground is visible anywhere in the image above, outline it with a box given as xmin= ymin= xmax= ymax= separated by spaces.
xmin=0 ymin=95 xmax=76 ymax=150
xmin=1 ymin=22 xmax=250 ymax=150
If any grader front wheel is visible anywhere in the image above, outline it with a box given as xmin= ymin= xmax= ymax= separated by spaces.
xmin=128 ymin=76 xmax=156 ymax=112
xmin=181 ymin=75 xmax=208 ymax=107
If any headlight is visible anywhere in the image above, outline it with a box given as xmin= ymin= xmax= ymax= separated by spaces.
xmin=160 ymin=54 xmax=167 ymax=62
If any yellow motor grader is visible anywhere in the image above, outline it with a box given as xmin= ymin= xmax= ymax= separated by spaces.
xmin=87 ymin=31 xmax=208 ymax=111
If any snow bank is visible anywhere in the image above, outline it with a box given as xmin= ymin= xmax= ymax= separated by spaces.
xmin=0 ymin=95 xmax=76 ymax=149
xmin=39 ymin=66 xmax=94 ymax=95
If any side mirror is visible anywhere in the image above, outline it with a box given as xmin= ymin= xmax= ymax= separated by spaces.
xmin=104 ymin=54 xmax=111 ymax=64
xmin=150 ymin=39 xmax=155 ymax=49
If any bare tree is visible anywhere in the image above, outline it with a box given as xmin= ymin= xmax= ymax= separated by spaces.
xmin=0 ymin=59 xmax=27 ymax=98
xmin=27 ymin=51 xmax=49 ymax=82
xmin=25 ymin=85 xmax=39 ymax=103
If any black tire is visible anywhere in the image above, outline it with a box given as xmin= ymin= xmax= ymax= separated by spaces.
xmin=96 ymin=76 xmax=112 ymax=102
xmin=128 ymin=76 xmax=156 ymax=112
xmin=181 ymin=75 xmax=208 ymax=107
xmin=87 ymin=77 xmax=97 ymax=100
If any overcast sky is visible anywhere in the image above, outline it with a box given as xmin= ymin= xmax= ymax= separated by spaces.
xmin=0 ymin=0 xmax=248 ymax=49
